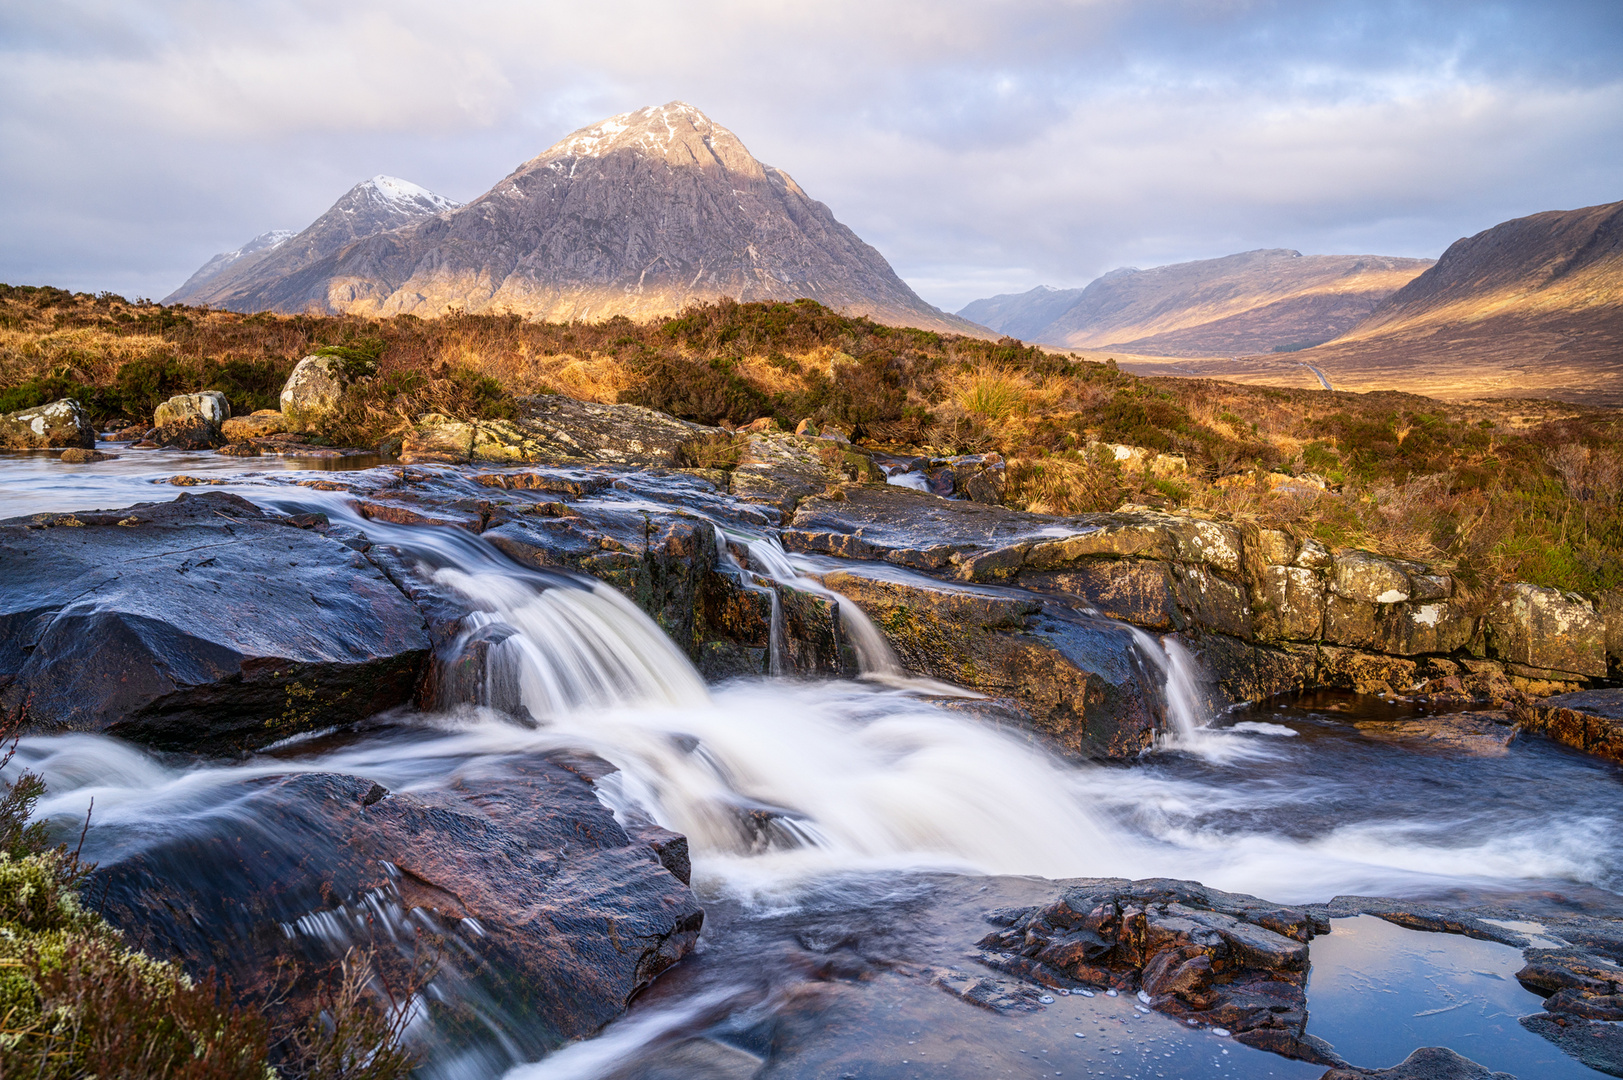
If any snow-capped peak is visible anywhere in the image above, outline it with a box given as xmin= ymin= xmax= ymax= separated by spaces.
xmin=549 ymin=102 xmax=732 ymax=161
xmin=359 ymin=175 xmax=460 ymax=213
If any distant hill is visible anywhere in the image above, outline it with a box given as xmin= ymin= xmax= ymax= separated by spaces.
xmin=958 ymin=285 xmax=1090 ymax=342
xmin=1286 ymin=200 xmax=1623 ymax=405
xmin=166 ymin=176 xmax=461 ymax=307
xmin=172 ymin=104 xmax=984 ymax=337
xmin=958 ymin=250 xmax=1432 ymax=356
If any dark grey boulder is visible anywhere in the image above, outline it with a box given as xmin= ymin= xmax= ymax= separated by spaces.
xmin=92 ymin=752 xmax=702 ymax=1070
xmin=0 ymin=492 xmax=430 ymax=751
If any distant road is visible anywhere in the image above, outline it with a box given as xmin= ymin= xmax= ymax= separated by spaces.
xmin=1298 ymin=362 xmax=1335 ymax=390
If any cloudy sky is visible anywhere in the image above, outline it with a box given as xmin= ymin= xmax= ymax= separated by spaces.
xmin=3 ymin=0 xmax=1620 ymax=311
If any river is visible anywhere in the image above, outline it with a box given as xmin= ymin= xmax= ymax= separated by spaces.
xmin=3 ymin=447 xmax=1618 ymax=1078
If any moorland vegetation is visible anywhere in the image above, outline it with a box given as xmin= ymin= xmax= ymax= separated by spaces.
xmin=2 ymin=283 xmax=1619 ymax=596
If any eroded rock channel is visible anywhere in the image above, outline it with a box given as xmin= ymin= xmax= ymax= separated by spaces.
xmin=2 ymin=405 xmax=1621 ymax=1078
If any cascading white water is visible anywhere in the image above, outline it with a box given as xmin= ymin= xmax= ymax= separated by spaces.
xmin=1127 ymin=625 xmax=1208 ymax=741
xmin=723 ymin=530 xmax=979 ymax=697
xmin=436 ymin=567 xmax=710 ymax=718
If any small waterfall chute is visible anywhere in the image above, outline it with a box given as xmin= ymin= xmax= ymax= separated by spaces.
xmin=434 ymin=567 xmax=710 ymax=721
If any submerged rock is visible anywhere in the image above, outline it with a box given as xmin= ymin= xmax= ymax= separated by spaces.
xmin=0 ymin=492 xmax=430 ymax=751
xmin=0 ymin=398 xmax=95 ymax=449
xmin=92 ymin=753 xmax=703 ymax=1068
xmin=1319 ymin=1046 xmax=1515 ymax=1080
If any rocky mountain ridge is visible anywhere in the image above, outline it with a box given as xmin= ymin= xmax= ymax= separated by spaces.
xmin=168 ymin=104 xmax=982 ymax=336
xmin=959 ymin=249 xmax=1432 ymax=356
xmin=165 ymin=175 xmax=462 ymax=307
xmin=1290 ymin=199 xmax=1623 ymax=405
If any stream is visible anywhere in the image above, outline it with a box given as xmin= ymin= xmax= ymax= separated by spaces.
xmin=3 ymin=447 xmax=1620 ymax=1078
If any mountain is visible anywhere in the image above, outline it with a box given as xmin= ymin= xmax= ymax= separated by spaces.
xmin=168 ymin=229 xmax=295 ymax=300
xmin=957 ymin=284 xmax=1092 ymax=342
xmin=177 ymin=103 xmax=983 ymax=336
xmin=166 ymin=176 xmax=461 ymax=306
xmin=1284 ymin=200 xmax=1623 ymax=405
xmin=957 ymin=250 xmax=1432 ymax=356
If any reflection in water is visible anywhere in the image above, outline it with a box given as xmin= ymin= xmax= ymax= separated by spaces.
xmin=1307 ymin=915 xmax=1595 ymax=1079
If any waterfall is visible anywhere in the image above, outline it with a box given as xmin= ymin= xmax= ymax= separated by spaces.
xmin=724 ymin=531 xmax=979 ymax=698
xmin=1127 ymin=625 xmax=1210 ymax=741
xmin=435 ymin=567 xmax=710 ymax=720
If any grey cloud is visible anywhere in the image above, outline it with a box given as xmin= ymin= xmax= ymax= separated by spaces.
xmin=1 ymin=0 xmax=1618 ymax=310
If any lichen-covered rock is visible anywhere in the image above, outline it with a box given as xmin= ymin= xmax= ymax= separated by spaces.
xmin=279 ymin=354 xmax=353 ymax=431
xmin=0 ymin=398 xmax=94 ymax=450
xmin=1256 ymin=565 xmax=1326 ymax=641
xmin=401 ymin=414 xmax=476 ymax=464
xmin=153 ymin=390 xmax=229 ymax=430
xmin=220 ymin=409 xmax=286 ymax=441
xmin=1331 ymin=550 xmax=1412 ymax=604
xmin=1487 ymin=583 xmax=1607 ymax=678
xmin=510 ymin=394 xmax=714 ymax=465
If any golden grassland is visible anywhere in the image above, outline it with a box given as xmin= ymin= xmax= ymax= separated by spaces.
xmin=3 ymin=283 xmax=1620 ymax=596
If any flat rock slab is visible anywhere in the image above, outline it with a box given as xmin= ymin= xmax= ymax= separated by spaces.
xmin=0 ymin=492 xmax=430 ymax=751
xmin=93 ymin=753 xmax=703 ymax=1067
xmin=511 ymin=395 xmax=716 ymax=465
xmin=1524 ymin=689 xmax=1623 ymax=763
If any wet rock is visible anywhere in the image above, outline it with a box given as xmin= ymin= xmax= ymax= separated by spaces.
xmin=57 ymin=447 xmax=114 ymax=463
xmin=731 ymin=433 xmax=842 ymax=518
xmin=1519 ymin=1014 xmax=1623 ymax=1078
xmin=1487 ymin=583 xmax=1608 ymax=679
xmin=1521 ymin=689 xmax=1623 ymax=764
xmin=820 ymin=568 xmax=1160 ymax=759
xmin=1191 ymin=635 xmax=1321 ymax=703
xmin=154 ymin=390 xmax=229 ymax=431
xmin=0 ymin=492 xmax=430 ymax=751
xmin=280 ymin=354 xmax=358 ymax=432
xmin=1518 ymin=949 xmax=1623 ymax=997
xmin=1318 ymin=1046 xmax=1515 ymax=1080
xmin=1024 ymin=560 xmax=1181 ymax=631
xmin=93 ymin=755 xmax=703 ymax=1068
xmin=977 ymin=878 xmax=1331 ymax=1062
xmin=1314 ymin=646 xmax=1418 ymax=697
xmin=0 ymin=398 xmax=95 ymax=450
xmin=220 ymin=408 xmax=287 ymax=441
